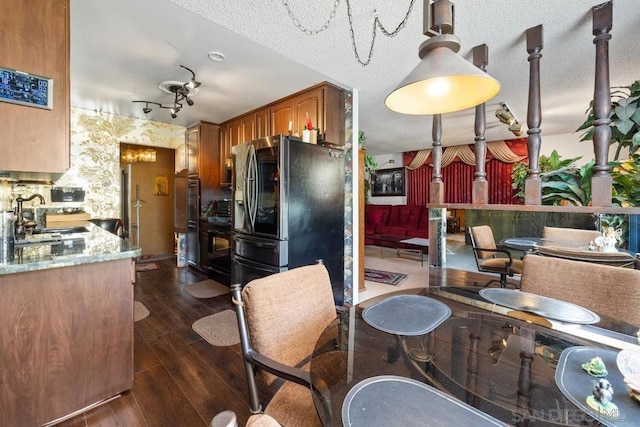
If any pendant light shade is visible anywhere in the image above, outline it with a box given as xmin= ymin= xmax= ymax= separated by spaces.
xmin=385 ymin=0 xmax=501 ymax=115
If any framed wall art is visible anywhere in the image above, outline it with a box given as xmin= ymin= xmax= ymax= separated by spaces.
xmin=371 ymin=167 xmax=405 ymax=197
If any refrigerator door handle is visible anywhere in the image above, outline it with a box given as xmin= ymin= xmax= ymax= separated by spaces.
xmin=233 ymin=235 xmax=276 ymax=248
xmin=234 ymin=255 xmax=279 ymax=274
xmin=246 ymin=146 xmax=258 ymax=229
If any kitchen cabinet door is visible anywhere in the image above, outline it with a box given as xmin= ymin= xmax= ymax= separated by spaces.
xmin=186 ymin=125 xmax=199 ymax=176
xmin=198 ymin=121 xmax=221 ymax=207
xmin=227 ymin=118 xmax=243 ymax=147
xmin=256 ymin=107 xmax=271 ymax=138
xmin=0 ymin=0 xmax=70 ymax=175
xmin=271 ymin=98 xmax=294 ymax=136
xmin=240 ymin=114 xmax=256 ymax=143
xmin=323 ymin=84 xmax=346 ymax=145
xmin=219 ymin=124 xmax=232 ymax=187
xmin=293 ymin=86 xmax=323 ymax=136
xmin=174 ymin=170 xmax=188 ymax=233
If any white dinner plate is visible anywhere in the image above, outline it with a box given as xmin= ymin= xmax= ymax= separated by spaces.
xmin=616 ymin=347 xmax=640 ymax=378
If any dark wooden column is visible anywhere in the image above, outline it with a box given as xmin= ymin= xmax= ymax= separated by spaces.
xmin=472 ymin=44 xmax=489 ymax=204
xmin=591 ymin=1 xmax=613 ymax=207
xmin=430 ymin=114 xmax=444 ymax=203
xmin=525 ymin=25 xmax=543 ymax=205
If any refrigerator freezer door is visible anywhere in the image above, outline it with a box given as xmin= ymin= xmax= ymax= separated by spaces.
xmin=231 ymin=253 xmax=288 ymax=286
xmin=233 ymin=232 xmax=288 ymax=267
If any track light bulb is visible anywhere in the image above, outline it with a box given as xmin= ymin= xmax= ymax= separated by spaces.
xmin=143 ymin=107 xmax=152 ymax=114
xmin=186 ymin=97 xmax=194 ymax=106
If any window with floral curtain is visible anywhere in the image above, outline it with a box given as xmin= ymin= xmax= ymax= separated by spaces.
xmin=404 ymin=139 xmax=527 ymax=206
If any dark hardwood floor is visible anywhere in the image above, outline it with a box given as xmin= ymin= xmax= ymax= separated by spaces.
xmin=57 ymin=258 xmax=252 ymax=427
xmin=54 ymin=256 xmax=499 ymax=427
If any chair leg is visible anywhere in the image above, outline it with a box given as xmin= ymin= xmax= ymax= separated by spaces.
xmin=473 ymin=278 xmax=502 ymax=288
xmin=231 ymin=284 xmax=263 ymax=415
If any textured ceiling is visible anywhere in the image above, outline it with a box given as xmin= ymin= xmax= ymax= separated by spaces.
xmin=71 ymin=0 xmax=640 ymax=155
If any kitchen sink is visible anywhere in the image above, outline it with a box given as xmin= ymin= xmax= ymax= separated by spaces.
xmin=32 ymin=226 xmax=90 ymax=235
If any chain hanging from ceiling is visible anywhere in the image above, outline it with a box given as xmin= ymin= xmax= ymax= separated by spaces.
xmin=281 ymin=0 xmax=417 ymax=66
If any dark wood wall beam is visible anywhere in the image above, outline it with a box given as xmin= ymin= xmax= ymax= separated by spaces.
xmin=524 ymin=24 xmax=544 ymax=205
xmin=430 ymin=114 xmax=444 ymax=203
xmin=472 ymin=44 xmax=489 ymax=204
xmin=591 ymin=1 xmax=613 ymax=206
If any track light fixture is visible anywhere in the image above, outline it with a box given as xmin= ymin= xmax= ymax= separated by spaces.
xmin=132 ymin=64 xmax=200 ymax=119
xmin=495 ymin=103 xmax=524 ymax=137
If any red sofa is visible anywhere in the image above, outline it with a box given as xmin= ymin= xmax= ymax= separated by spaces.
xmin=365 ymin=204 xmax=429 ymax=247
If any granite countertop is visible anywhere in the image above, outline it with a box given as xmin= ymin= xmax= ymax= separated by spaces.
xmin=1 ymin=222 xmax=141 ymax=275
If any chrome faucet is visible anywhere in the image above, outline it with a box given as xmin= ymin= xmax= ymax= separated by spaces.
xmin=14 ymin=194 xmax=45 ymax=239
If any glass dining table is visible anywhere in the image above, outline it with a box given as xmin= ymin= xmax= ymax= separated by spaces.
xmin=310 ymin=287 xmax=640 ymax=426
xmin=500 ymin=237 xmax=638 ymax=268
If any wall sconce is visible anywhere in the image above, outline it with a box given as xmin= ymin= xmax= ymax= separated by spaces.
xmin=377 ymin=159 xmax=396 ymax=169
xmin=495 ymin=103 xmax=524 ymax=137
xmin=121 ymin=147 xmax=157 ymax=163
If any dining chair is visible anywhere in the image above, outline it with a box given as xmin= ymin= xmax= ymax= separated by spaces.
xmin=230 ymin=262 xmax=338 ymax=426
xmin=520 ymin=254 xmax=640 ymax=328
xmin=541 ymin=226 xmax=601 ymax=246
xmin=469 ymin=225 xmax=523 ymax=288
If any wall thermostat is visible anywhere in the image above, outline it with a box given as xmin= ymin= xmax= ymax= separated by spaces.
xmin=0 ymin=66 xmax=53 ymax=110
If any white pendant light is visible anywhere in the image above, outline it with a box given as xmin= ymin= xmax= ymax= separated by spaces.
xmin=386 ymin=0 xmax=500 ymax=115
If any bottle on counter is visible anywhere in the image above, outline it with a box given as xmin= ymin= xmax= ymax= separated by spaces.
xmin=1 ymin=210 xmax=15 ymax=262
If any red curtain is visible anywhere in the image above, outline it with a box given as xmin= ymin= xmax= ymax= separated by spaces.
xmin=406 ymin=157 xmax=522 ymax=205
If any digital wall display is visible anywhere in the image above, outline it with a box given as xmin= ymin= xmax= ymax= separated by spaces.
xmin=0 ymin=66 xmax=53 ymax=110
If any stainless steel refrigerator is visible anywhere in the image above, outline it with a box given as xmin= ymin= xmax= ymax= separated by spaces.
xmin=231 ymin=135 xmax=345 ymax=304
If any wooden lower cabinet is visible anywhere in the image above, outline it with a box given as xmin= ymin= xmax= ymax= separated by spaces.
xmin=0 ymin=259 xmax=134 ymax=426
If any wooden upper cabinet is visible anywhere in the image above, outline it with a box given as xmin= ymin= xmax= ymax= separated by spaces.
xmin=256 ymin=107 xmax=271 ymax=138
xmin=227 ymin=118 xmax=243 ymax=147
xmin=186 ymin=126 xmax=199 ymax=176
xmin=323 ymin=84 xmax=346 ymax=146
xmin=271 ymin=99 xmax=294 ymax=136
xmin=219 ymin=124 xmax=231 ymax=186
xmin=0 ymin=0 xmax=70 ymax=175
xmin=198 ymin=122 xmax=221 ymax=207
xmin=293 ymin=86 xmax=323 ymax=136
xmin=187 ymin=121 xmax=220 ymax=206
xmin=240 ymin=115 xmax=256 ymax=143
xmin=271 ymin=84 xmax=345 ymax=145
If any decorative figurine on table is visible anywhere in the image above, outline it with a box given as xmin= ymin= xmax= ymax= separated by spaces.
xmin=582 ymin=356 xmax=608 ymax=377
xmin=596 ymin=226 xmax=622 ymax=252
xmin=586 ymin=379 xmax=619 ymax=417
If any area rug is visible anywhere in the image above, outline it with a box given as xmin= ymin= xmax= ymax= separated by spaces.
xmin=364 ymin=268 xmax=407 ymax=286
xmin=136 ymin=261 xmax=159 ymax=272
xmin=134 ymin=301 xmax=150 ymax=322
xmin=184 ymin=279 xmax=230 ymax=299
xmin=192 ymin=310 xmax=240 ymax=346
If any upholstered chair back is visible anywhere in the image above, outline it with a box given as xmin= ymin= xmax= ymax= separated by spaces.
xmin=242 ymin=263 xmax=337 ymax=388
xmin=541 ymin=226 xmax=601 ymax=246
xmin=470 ymin=225 xmax=498 ymax=259
xmin=521 ymin=254 xmax=640 ymax=328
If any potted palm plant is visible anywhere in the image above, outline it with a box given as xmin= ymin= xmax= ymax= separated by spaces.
xmin=577 ymin=80 xmax=640 ymax=160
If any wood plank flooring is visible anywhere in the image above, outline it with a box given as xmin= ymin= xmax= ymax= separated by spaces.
xmin=57 ymin=259 xmax=252 ymax=427
xmin=54 ymin=257 xmax=498 ymax=427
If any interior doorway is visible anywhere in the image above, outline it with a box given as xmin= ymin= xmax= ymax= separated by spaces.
xmin=120 ymin=143 xmax=175 ymax=258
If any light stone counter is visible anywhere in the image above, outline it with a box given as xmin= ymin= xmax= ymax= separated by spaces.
xmin=0 ymin=221 xmax=140 ymax=275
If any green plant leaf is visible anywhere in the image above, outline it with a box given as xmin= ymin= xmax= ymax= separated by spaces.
xmin=633 ymin=131 xmax=640 ymax=149
xmin=631 ymin=108 xmax=640 ymax=126
xmin=615 ymin=115 xmax=636 ymax=135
